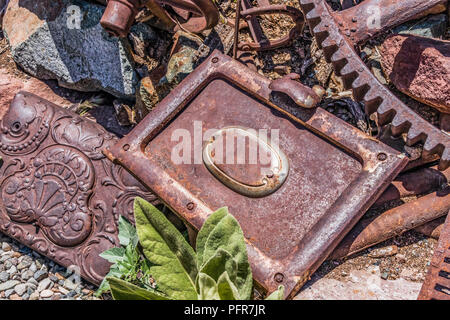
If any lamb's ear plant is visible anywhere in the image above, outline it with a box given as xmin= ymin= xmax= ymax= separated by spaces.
xmin=99 ymin=197 xmax=284 ymax=300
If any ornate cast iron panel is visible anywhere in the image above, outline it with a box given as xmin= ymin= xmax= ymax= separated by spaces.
xmin=105 ymin=51 xmax=408 ymax=298
xmin=0 ymin=92 xmax=158 ymax=285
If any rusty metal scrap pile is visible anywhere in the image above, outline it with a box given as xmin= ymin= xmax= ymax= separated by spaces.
xmin=0 ymin=0 xmax=449 ymax=300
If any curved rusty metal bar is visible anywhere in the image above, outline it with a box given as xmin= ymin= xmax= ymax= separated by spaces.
xmin=237 ymin=5 xmax=305 ymax=51
xmin=100 ymin=0 xmax=219 ymax=37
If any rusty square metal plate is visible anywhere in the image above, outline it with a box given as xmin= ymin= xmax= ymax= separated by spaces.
xmin=105 ymin=51 xmax=408 ymax=298
xmin=0 ymin=92 xmax=158 ymax=285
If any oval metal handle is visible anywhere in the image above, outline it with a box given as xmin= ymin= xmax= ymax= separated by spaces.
xmin=202 ymin=126 xmax=289 ymax=198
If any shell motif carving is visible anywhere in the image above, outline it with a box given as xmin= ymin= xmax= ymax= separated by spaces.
xmin=1 ymin=145 xmax=94 ymax=247
xmin=0 ymin=91 xmax=160 ymax=285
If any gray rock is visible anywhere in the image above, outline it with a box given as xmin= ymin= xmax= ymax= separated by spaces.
xmin=394 ymin=14 xmax=448 ymax=39
xmin=0 ymin=280 xmax=20 ymax=291
xmin=33 ymin=270 xmax=48 ymax=282
xmin=4 ymin=260 xmax=12 ymax=269
xmin=22 ymin=293 xmax=30 ymax=300
xmin=37 ymin=278 xmax=52 ymax=292
xmin=29 ymin=262 xmax=37 ymax=273
xmin=64 ymin=279 xmax=78 ymax=291
xmin=7 ymin=265 xmax=17 ymax=275
xmin=4 ymin=289 xmax=15 ymax=298
xmin=14 ymin=283 xmax=27 ymax=296
xmin=1 ymin=242 xmax=11 ymax=251
xmin=27 ymin=278 xmax=38 ymax=287
xmin=17 ymin=259 xmax=31 ymax=270
xmin=3 ymin=0 xmax=137 ymax=99
xmin=40 ymin=289 xmax=54 ymax=298
xmin=0 ymin=271 xmax=9 ymax=282
xmin=21 ymin=270 xmax=34 ymax=281
xmin=29 ymin=291 xmax=40 ymax=300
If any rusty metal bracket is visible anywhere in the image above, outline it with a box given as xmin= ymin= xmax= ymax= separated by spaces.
xmin=104 ymin=50 xmax=407 ymax=298
xmin=100 ymin=0 xmax=219 ymax=37
xmin=298 ymin=0 xmax=450 ymax=170
xmin=236 ymin=4 xmax=305 ymax=52
xmin=418 ymin=212 xmax=450 ymax=300
xmin=0 ymin=92 xmax=159 ymax=285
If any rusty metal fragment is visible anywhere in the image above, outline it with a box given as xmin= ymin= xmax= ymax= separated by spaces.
xmin=0 ymin=91 xmax=159 ymax=285
xmin=415 ymin=216 xmax=445 ymax=239
xmin=104 ymin=51 xmax=407 ymax=298
xmin=374 ymin=165 xmax=450 ymax=206
xmin=298 ymin=0 xmax=450 ymax=170
xmin=100 ymin=0 xmax=219 ymax=37
xmin=330 ymin=188 xmax=450 ymax=260
xmin=418 ymin=213 xmax=450 ymax=300
xmin=236 ymin=4 xmax=305 ymax=52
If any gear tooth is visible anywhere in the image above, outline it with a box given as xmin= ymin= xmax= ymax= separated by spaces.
xmin=313 ymin=29 xmax=330 ymax=48
xmin=423 ymin=137 xmax=442 ymax=156
xmin=299 ymin=0 xmax=316 ymax=14
xmin=351 ymin=76 xmax=370 ymax=101
xmin=405 ymin=126 xmax=426 ymax=145
xmin=438 ymin=148 xmax=450 ymax=171
xmin=322 ymin=42 xmax=339 ymax=61
xmin=363 ymin=89 xmax=382 ymax=115
xmin=390 ymin=113 xmax=411 ymax=137
xmin=338 ymin=64 xmax=358 ymax=88
xmin=376 ymin=101 xmax=396 ymax=126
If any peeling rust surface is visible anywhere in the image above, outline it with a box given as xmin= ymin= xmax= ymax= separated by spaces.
xmin=105 ymin=51 xmax=407 ymax=298
xmin=100 ymin=0 xmax=219 ymax=37
xmin=0 ymin=92 xmax=159 ymax=285
xmin=418 ymin=212 xmax=450 ymax=300
xmin=298 ymin=0 xmax=450 ymax=170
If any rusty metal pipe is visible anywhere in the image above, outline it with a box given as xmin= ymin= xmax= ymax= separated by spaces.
xmin=329 ymin=187 xmax=450 ymax=260
xmin=335 ymin=0 xmax=447 ymax=45
xmin=414 ymin=216 xmax=445 ymax=239
xmin=374 ymin=165 xmax=450 ymax=206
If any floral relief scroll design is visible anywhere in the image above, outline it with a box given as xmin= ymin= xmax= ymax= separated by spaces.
xmin=0 ymin=145 xmax=94 ymax=247
xmin=51 ymin=112 xmax=117 ymax=160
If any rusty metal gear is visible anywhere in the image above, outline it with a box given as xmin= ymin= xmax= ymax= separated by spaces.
xmin=298 ymin=0 xmax=450 ymax=170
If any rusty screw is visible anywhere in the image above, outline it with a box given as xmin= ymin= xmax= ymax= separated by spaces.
xmin=212 ymin=57 xmax=219 ymax=63
xmin=274 ymin=273 xmax=284 ymax=283
xmin=377 ymin=153 xmax=387 ymax=161
xmin=186 ymin=202 xmax=195 ymax=210
xmin=123 ymin=144 xmax=130 ymax=151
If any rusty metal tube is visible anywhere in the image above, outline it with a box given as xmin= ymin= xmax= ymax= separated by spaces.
xmin=414 ymin=216 xmax=445 ymax=239
xmin=375 ymin=165 xmax=450 ymax=206
xmin=336 ymin=0 xmax=447 ymax=45
xmin=329 ymin=187 xmax=450 ymax=260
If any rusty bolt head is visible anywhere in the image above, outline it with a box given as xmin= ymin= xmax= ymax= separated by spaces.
xmin=212 ymin=57 xmax=219 ymax=63
xmin=274 ymin=273 xmax=284 ymax=283
xmin=186 ymin=202 xmax=195 ymax=210
xmin=123 ymin=144 xmax=130 ymax=151
xmin=377 ymin=153 xmax=387 ymax=161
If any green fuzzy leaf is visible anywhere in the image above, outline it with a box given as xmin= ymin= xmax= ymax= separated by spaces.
xmin=217 ymin=272 xmax=239 ymax=300
xmin=199 ymin=248 xmax=237 ymax=284
xmin=197 ymin=273 xmax=220 ymax=300
xmin=265 ymin=285 xmax=285 ymax=300
xmin=95 ymin=265 xmax=124 ymax=296
xmin=99 ymin=247 xmax=126 ymax=264
xmin=118 ymin=216 xmax=139 ymax=248
xmin=134 ymin=197 xmax=198 ymax=300
xmin=196 ymin=207 xmax=228 ymax=267
xmin=200 ymin=208 xmax=253 ymax=300
xmin=108 ymin=277 xmax=171 ymax=300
